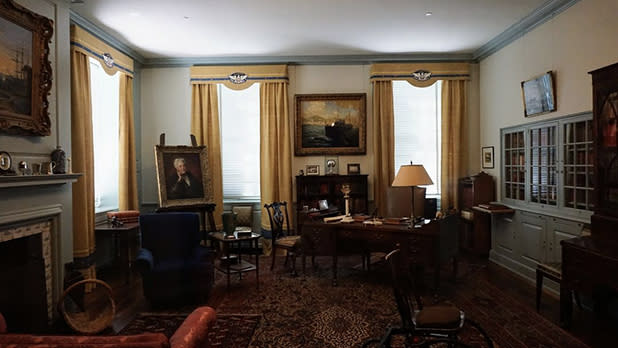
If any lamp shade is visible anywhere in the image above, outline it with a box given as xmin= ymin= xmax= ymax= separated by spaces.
xmin=392 ymin=164 xmax=433 ymax=187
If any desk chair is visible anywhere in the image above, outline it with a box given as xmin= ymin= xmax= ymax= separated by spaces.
xmin=264 ymin=201 xmax=300 ymax=276
xmin=362 ymin=249 xmax=493 ymax=348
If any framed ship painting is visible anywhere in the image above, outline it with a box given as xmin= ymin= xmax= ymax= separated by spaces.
xmin=0 ymin=0 xmax=53 ymax=136
xmin=295 ymin=93 xmax=366 ymax=155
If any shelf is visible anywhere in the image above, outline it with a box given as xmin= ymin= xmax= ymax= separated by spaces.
xmin=0 ymin=173 xmax=82 ymax=189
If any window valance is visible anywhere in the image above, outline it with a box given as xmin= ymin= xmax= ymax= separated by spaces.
xmin=190 ymin=65 xmax=288 ymax=90
xmin=370 ymin=63 xmax=469 ymax=87
xmin=70 ymin=25 xmax=134 ymax=77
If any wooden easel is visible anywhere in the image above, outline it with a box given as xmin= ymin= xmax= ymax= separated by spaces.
xmin=156 ymin=133 xmax=217 ymax=238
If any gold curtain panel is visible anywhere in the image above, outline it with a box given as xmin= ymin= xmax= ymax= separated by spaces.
xmin=190 ymin=65 xmax=289 ymax=90
xmin=70 ymin=25 xmax=134 ymax=77
xmin=370 ymin=63 xmax=469 ymax=87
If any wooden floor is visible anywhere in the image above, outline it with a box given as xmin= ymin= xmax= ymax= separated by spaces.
xmin=98 ymin=253 xmax=617 ymax=348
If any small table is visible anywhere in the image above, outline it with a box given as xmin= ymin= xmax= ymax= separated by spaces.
xmin=95 ymin=221 xmax=140 ymax=284
xmin=208 ymin=231 xmax=262 ymax=289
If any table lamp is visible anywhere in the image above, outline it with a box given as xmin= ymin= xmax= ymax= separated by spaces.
xmin=391 ymin=163 xmax=433 ymax=223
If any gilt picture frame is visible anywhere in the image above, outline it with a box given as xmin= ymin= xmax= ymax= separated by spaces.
xmin=295 ymin=93 xmax=366 ymax=156
xmin=521 ymin=71 xmax=556 ymax=117
xmin=0 ymin=0 xmax=53 ymax=136
xmin=154 ymin=145 xmax=213 ymax=208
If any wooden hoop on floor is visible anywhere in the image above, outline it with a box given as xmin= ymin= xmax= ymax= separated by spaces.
xmin=58 ymin=279 xmax=116 ymax=334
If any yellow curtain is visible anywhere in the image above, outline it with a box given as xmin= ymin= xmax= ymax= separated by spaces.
xmin=191 ymin=84 xmax=224 ymax=229
xmin=441 ymin=80 xmax=468 ymax=211
xmin=372 ymin=80 xmax=395 ymax=216
xmin=119 ymin=74 xmax=139 ymax=210
xmin=260 ymin=82 xmax=293 ymax=230
xmin=70 ymin=48 xmax=96 ymax=283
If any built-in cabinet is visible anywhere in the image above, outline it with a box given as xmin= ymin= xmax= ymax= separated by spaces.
xmin=491 ymin=113 xmax=593 ymax=291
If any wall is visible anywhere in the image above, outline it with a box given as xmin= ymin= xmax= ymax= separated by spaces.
xmin=479 ymin=0 xmax=618 ymax=200
xmin=0 ymin=0 xmax=73 ymax=309
xmin=140 ymin=64 xmax=481 ymax=206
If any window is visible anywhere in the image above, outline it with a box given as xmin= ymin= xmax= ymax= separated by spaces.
xmin=392 ymin=80 xmax=442 ymax=196
xmin=219 ymin=84 xmax=261 ymax=200
xmin=89 ymin=57 xmax=120 ymax=213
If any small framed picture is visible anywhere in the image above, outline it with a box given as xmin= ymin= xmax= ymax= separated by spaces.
xmin=306 ymin=164 xmax=320 ymax=176
xmin=482 ymin=146 xmax=494 ymax=169
xmin=318 ymin=199 xmax=329 ymax=210
xmin=325 ymin=157 xmax=338 ymax=175
xmin=347 ymin=163 xmax=360 ymax=175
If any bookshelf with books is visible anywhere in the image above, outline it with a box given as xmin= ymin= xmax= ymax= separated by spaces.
xmin=296 ymin=175 xmax=368 ymax=231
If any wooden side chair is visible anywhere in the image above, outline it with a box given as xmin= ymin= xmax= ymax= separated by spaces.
xmin=264 ymin=201 xmax=301 ymax=276
xmin=362 ymin=248 xmax=494 ymax=348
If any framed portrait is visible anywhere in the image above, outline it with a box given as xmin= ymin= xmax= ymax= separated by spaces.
xmin=154 ymin=145 xmax=213 ymax=208
xmin=0 ymin=0 xmax=53 ymax=136
xmin=305 ymin=164 xmax=320 ymax=176
xmin=324 ymin=157 xmax=338 ymax=175
xmin=347 ymin=163 xmax=360 ymax=175
xmin=295 ymin=93 xmax=366 ymax=156
xmin=521 ymin=71 xmax=556 ymax=117
xmin=482 ymin=146 xmax=494 ymax=169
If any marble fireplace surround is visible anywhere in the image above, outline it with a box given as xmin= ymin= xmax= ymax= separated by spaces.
xmin=0 ymin=205 xmax=62 ymax=324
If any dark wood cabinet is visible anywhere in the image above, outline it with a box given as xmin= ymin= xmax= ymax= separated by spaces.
xmin=590 ymin=62 xmax=618 ymax=239
xmin=458 ymin=172 xmax=495 ymax=255
xmin=561 ymin=62 xmax=618 ymax=327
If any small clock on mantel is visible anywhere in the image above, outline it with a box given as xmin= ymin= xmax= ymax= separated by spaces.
xmin=0 ymin=151 xmax=15 ymax=175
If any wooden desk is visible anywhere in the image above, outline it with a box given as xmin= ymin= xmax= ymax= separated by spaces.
xmin=301 ymin=219 xmax=457 ymax=288
xmin=560 ymin=236 xmax=618 ymax=327
xmin=95 ymin=222 xmax=140 ymax=284
xmin=470 ymin=205 xmax=515 ymax=255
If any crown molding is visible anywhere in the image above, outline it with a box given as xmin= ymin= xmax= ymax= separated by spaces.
xmin=69 ymin=11 xmax=145 ymax=64
xmin=142 ymin=53 xmax=475 ymax=68
xmin=473 ymin=0 xmax=580 ymax=61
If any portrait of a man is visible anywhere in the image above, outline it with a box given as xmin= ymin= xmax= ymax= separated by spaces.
xmin=155 ymin=145 xmax=212 ymax=208
xmin=166 ymin=157 xmax=204 ymax=200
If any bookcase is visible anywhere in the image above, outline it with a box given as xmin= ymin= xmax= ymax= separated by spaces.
xmin=296 ymin=175 xmax=368 ymax=214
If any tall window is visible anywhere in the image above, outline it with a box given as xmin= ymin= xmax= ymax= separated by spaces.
xmin=89 ymin=57 xmax=120 ymax=212
xmin=393 ymin=80 xmax=442 ymax=196
xmin=219 ymin=84 xmax=261 ymax=200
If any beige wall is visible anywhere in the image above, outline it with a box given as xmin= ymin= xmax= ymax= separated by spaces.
xmin=140 ymin=64 xmax=481 ymax=205
xmin=479 ymin=0 xmax=618 ymax=200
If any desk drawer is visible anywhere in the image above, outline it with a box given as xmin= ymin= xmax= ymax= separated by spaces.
xmin=405 ymin=235 xmax=432 ymax=264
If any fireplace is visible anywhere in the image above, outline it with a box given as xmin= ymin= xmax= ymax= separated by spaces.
xmin=0 ymin=220 xmax=54 ymax=333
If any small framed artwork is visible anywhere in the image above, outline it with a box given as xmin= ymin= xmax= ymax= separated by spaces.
xmin=318 ymin=199 xmax=329 ymax=210
xmin=347 ymin=163 xmax=360 ymax=175
xmin=306 ymin=164 xmax=320 ymax=176
xmin=482 ymin=146 xmax=494 ymax=169
xmin=521 ymin=71 xmax=556 ymax=117
xmin=325 ymin=157 xmax=338 ymax=175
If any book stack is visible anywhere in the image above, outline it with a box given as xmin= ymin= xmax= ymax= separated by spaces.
xmin=106 ymin=210 xmax=140 ymax=224
xmin=383 ymin=217 xmax=409 ymax=225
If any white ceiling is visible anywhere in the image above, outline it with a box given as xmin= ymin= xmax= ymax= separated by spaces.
xmin=70 ymin=0 xmax=550 ymax=60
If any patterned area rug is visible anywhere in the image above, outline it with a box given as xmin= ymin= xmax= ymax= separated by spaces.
xmin=119 ymin=313 xmax=260 ymax=348
xmin=215 ymin=259 xmax=590 ymax=348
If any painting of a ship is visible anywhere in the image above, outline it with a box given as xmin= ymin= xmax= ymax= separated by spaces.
xmin=0 ymin=16 xmax=33 ymax=117
xmin=296 ymin=94 xmax=366 ymax=155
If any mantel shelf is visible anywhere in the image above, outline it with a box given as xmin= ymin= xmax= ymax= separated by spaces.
xmin=0 ymin=173 xmax=82 ymax=189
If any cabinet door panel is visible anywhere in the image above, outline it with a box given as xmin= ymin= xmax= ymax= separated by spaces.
xmin=519 ymin=213 xmax=545 ymax=266
xmin=493 ymin=215 xmax=515 ymax=256
xmin=547 ymin=217 xmax=582 ymax=263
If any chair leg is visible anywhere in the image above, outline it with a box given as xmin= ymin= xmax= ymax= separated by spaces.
xmin=291 ymin=253 xmax=298 ymax=277
xmin=536 ymin=269 xmax=543 ymax=312
xmin=574 ymin=291 xmax=583 ymax=310
xmin=271 ymin=246 xmax=276 ymax=271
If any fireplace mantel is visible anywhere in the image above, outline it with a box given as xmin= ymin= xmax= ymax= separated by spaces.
xmin=0 ymin=174 xmax=81 ymax=189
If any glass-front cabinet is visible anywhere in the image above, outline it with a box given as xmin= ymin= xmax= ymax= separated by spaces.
xmin=501 ymin=113 xmax=594 ymax=216
xmin=503 ymin=130 xmax=525 ymax=201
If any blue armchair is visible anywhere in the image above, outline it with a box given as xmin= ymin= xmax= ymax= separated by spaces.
xmin=135 ymin=213 xmax=214 ymax=306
